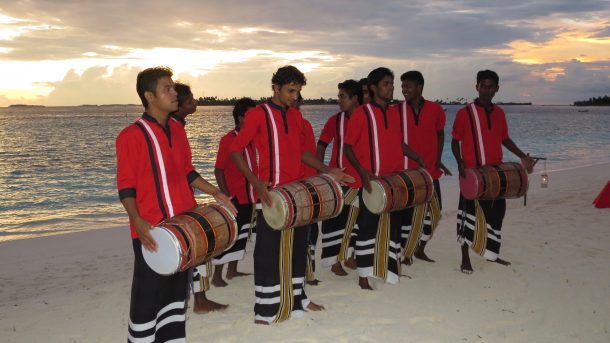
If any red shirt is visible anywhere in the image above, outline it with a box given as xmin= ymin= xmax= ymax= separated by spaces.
xmin=395 ymin=100 xmax=446 ymax=179
xmin=302 ymin=119 xmax=318 ymax=178
xmin=344 ymin=103 xmax=403 ymax=188
xmin=318 ymin=111 xmax=359 ymax=187
xmin=116 ymin=113 xmax=198 ymax=238
xmin=229 ymin=101 xmax=305 ymax=188
xmin=452 ymin=101 xmax=509 ymax=169
xmin=215 ymin=129 xmax=258 ymax=204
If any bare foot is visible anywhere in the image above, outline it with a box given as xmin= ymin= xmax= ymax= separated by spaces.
xmin=414 ymin=250 xmax=435 ymax=263
xmin=460 ymin=261 xmax=473 ymax=274
xmin=331 ymin=262 xmax=348 ymax=276
xmin=358 ymin=277 xmax=373 ymax=290
xmin=490 ymin=258 xmax=511 ymax=266
xmin=306 ymin=301 xmax=325 ymax=311
xmin=307 ymin=279 xmax=321 ymax=286
xmin=212 ymin=265 xmax=228 ymax=287
xmin=211 ymin=276 xmax=228 ymax=287
xmin=226 ymin=270 xmax=250 ymax=279
xmin=254 ymin=320 xmax=270 ymax=325
xmin=460 ymin=243 xmax=473 ymax=274
xmin=226 ymin=261 xmax=251 ymax=279
xmin=344 ymin=257 xmax=357 ymax=270
xmin=193 ymin=292 xmax=228 ymax=313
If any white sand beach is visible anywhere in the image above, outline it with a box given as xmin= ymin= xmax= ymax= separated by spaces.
xmin=1 ymin=161 xmax=609 ymax=343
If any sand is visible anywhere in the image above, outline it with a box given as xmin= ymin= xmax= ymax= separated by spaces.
xmin=1 ymin=161 xmax=609 ymax=343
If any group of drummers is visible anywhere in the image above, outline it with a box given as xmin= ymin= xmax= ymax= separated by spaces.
xmin=116 ymin=65 xmax=535 ymax=342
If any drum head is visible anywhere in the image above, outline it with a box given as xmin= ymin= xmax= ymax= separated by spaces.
xmin=363 ymin=181 xmax=386 ymax=214
xmin=141 ymin=227 xmax=181 ymax=275
xmin=460 ymin=169 xmax=480 ymax=200
xmin=262 ymin=191 xmax=288 ymax=230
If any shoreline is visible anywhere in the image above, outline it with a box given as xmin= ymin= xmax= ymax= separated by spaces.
xmin=1 ymin=161 xmax=609 ymax=342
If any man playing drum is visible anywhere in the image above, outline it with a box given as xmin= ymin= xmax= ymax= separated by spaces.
xmin=395 ymin=71 xmax=452 ymax=265
xmin=116 ymin=67 xmax=235 ymax=342
xmin=344 ymin=67 xmax=424 ymax=290
xmin=451 ymin=69 xmax=534 ymax=274
xmin=228 ymin=66 xmax=353 ymax=324
xmin=317 ymin=79 xmax=363 ymax=276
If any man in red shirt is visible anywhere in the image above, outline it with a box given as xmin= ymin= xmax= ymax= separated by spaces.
xmin=229 ymin=66 xmax=353 ymax=324
xmin=211 ymin=97 xmax=258 ymax=288
xmin=116 ymin=67 xmax=235 ymax=342
xmin=168 ymin=82 xmax=229 ymax=313
xmin=317 ymin=79 xmax=363 ymax=276
xmin=395 ymin=71 xmax=452 ymax=265
xmin=451 ymin=69 xmax=534 ymax=274
xmin=344 ymin=67 xmax=424 ymax=290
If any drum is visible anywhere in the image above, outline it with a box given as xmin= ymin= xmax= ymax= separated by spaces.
xmin=262 ymin=174 xmax=344 ymax=230
xmin=362 ymin=168 xmax=434 ymax=214
xmin=459 ymin=162 xmax=528 ymax=200
xmin=142 ymin=203 xmax=237 ymax=275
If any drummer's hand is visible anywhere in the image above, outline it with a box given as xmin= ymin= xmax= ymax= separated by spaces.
xmin=457 ymin=160 xmax=465 ymax=178
xmin=439 ymin=161 xmax=453 ymax=176
xmin=253 ymin=179 xmax=273 ymax=207
xmin=361 ymin=172 xmax=374 ymax=193
xmin=328 ymin=167 xmax=356 ymax=185
xmin=134 ymin=216 xmax=157 ymax=252
xmin=521 ymin=154 xmax=535 ymax=174
xmin=213 ymin=191 xmax=237 ymax=215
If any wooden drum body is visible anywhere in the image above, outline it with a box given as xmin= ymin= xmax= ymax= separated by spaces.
xmin=459 ymin=162 xmax=528 ymax=200
xmin=142 ymin=203 xmax=237 ymax=275
xmin=363 ymin=168 xmax=434 ymax=214
xmin=262 ymin=174 xmax=344 ymax=230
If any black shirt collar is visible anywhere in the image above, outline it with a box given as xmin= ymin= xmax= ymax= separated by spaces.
xmin=169 ymin=113 xmax=186 ymax=126
xmin=370 ymin=100 xmax=387 ymax=112
xmin=267 ymin=100 xmax=288 ymax=113
xmin=474 ymin=98 xmax=494 ymax=114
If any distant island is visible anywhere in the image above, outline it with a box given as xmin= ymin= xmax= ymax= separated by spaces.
xmin=573 ymin=96 xmax=610 ymax=106
xmin=196 ymin=97 xmax=531 ymax=106
xmin=8 ymin=104 xmax=45 ymax=108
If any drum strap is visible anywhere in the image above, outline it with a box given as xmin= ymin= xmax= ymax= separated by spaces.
xmin=465 ymin=104 xmax=484 ymax=167
xmin=399 ymin=101 xmax=409 ymax=169
xmin=262 ymin=104 xmax=281 ymax=187
xmin=135 ymin=119 xmax=174 ymax=218
xmin=336 ymin=112 xmax=345 ymax=169
xmin=364 ymin=104 xmax=380 ymax=176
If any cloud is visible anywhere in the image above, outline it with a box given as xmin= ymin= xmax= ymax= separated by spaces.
xmin=1 ymin=1 xmax=610 ymax=105
xmin=44 ymin=65 xmax=141 ymax=106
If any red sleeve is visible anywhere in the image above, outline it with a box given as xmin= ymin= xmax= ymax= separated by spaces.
xmin=181 ymin=128 xmax=196 ymax=177
xmin=499 ymin=109 xmax=509 ymax=141
xmin=452 ymin=107 xmax=467 ymax=141
xmin=229 ymin=107 xmax=262 ymax=153
xmin=318 ymin=115 xmax=336 ymax=145
xmin=344 ymin=108 xmax=365 ymax=146
xmin=215 ymin=133 xmax=233 ymax=169
xmin=302 ymin=119 xmax=316 ymax=154
xmin=116 ymin=127 xmax=139 ymax=195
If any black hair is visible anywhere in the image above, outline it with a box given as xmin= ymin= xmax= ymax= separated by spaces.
xmin=174 ymin=82 xmax=193 ymax=108
xmin=271 ymin=65 xmax=307 ymax=87
xmin=232 ymin=97 xmax=257 ymax=127
xmin=136 ymin=66 xmax=173 ymax=108
xmin=358 ymin=78 xmax=368 ymax=87
xmin=338 ymin=79 xmax=363 ymax=105
xmin=400 ymin=70 xmax=424 ymax=86
xmin=367 ymin=67 xmax=394 ymax=99
xmin=476 ymin=69 xmax=499 ymax=85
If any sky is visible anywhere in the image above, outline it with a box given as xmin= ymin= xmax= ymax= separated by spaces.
xmin=0 ymin=0 xmax=609 ymax=106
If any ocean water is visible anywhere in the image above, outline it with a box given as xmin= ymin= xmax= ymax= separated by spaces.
xmin=1 ymin=104 xmax=609 ymax=242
